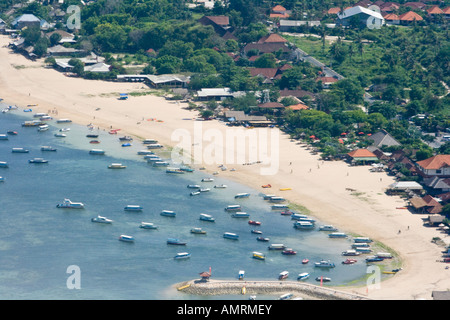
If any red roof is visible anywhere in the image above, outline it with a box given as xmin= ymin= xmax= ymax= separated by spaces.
xmin=443 ymin=7 xmax=450 ymax=14
xmin=327 ymin=7 xmax=341 ymax=14
xmin=399 ymin=11 xmax=423 ymax=21
xmin=347 ymin=149 xmax=377 ymax=158
xmin=416 ymin=155 xmax=450 ymax=170
xmin=258 ymin=102 xmax=285 ymax=108
xmin=427 ymin=5 xmax=444 ymax=14
xmin=272 ymin=5 xmax=287 ymax=12
xmin=288 ymin=103 xmax=309 ymax=111
xmin=384 ymin=13 xmax=400 ymax=20
xmin=316 ymin=76 xmax=339 ymax=83
xmin=269 ymin=13 xmax=290 ymax=18
xmin=203 ymin=16 xmax=229 ymax=26
xmin=258 ymin=33 xmax=288 ymax=43
xmin=249 ymin=68 xmax=279 ymax=79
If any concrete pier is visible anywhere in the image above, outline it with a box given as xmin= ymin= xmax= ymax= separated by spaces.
xmin=176 ymin=279 xmax=371 ymax=300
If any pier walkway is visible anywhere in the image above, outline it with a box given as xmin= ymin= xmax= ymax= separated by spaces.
xmin=176 ymin=279 xmax=371 ymax=300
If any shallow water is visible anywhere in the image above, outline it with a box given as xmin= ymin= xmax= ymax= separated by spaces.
xmin=0 ymin=108 xmax=368 ymax=299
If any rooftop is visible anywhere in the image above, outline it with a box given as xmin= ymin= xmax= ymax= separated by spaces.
xmin=416 ymin=155 xmax=450 ymax=170
xmin=347 ymin=148 xmax=378 ymax=158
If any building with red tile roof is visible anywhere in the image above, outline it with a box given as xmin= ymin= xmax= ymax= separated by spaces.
xmin=398 ymin=10 xmax=424 ymax=24
xmin=427 ymin=5 xmax=444 ymax=14
xmin=327 ymin=7 xmax=341 ymax=14
xmin=347 ymin=149 xmax=379 ymax=162
xmin=416 ymin=155 xmax=450 ymax=178
xmin=258 ymin=33 xmax=288 ymax=44
xmin=288 ymin=103 xmax=309 ymax=111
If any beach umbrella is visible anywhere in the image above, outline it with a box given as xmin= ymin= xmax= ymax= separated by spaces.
xmin=309 ymin=135 xmax=316 ymax=139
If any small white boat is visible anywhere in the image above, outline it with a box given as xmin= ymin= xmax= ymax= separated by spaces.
xmin=29 ymin=158 xmax=48 ymax=163
xmin=11 ymin=148 xmax=29 ymax=153
xmin=199 ymin=213 xmax=215 ymax=222
xmin=252 ymin=251 xmax=265 ymax=260
xmin=278 ymin=271 xmax=289 ymax=280
xmin=139 ymin=222 xmax=158 ymax=229
xmin=272 ymin=204 xmax=289 ymax=210
xmin=328 ymin=232 xmax=348 ymax=238
xmin=59 ymin=128 xmax=71 ymax=132
xmin=190 ymin=227 xmax=206 ymax=234
xmin=166 ymin=167 xmax=184 ymax=174
xmin=199 ymin=188 xmax=210 ymax=192
xmin=223 ymin=232 xmax=239 ymax=240
xmin=56 ymin=199 xmax=84 ymax=209
xmin=235 ymin=193 xmax=250 ymax=199
xmin=174 ymin=252 xmax=191 ymax=260
xmin=146 ymin=143 xmax=163 ymax=149
xmin=232 ymin=212 xmax=250 ymax=218
xmin=41 ymin=146 xmax=57 ymax=151
xmin=293 ymin=221 xmax=315 ymax=230
xmin=314 ymin=260 xmax=335 ymax=268
xmin=0 ymin=176 xmax=5 ymax=182
xmin=268 ymin=244 xmax=286 ymax=250
xmin=190 ymin=191 xmax=200 ymax=196
xmin=124 ymin=205 xmax=143 ymax=211
xmin=224 ymin=205 xmax=241 ymax=212
xmin=91 ymin=215 xmax=113 ymax=224
xmin=187 ymin=184 xmax=201 ymax=189
xmin=0 ymin=134 xmax=8 ymax=140
xmin=201 ymin=178 xmax=214 ymax=182
xmin=269 ymin=196 xmax=285 ymax=203
xmin=238 ymin=270 xmax=245 ymax=280
xmin=319 ymin=225 xmax=338 ymax=231
xmin=297 ymin=272 xmax=310 ymax=281
xmin=54 ymin=133 xmax=66 ymax=137
xmin=214 ymin=184 xmax=227 ymax=188
xmin=160 ymin=210 xmax=176 ymax=217
xmin=56 ymin=119 xmax=72 ymax=123
xmin=342 ymin=250 xmax=361 ymax=256
xmin=108 ymin=163 xmax=126 ymax=169
xmin=0 ymin=161 xmax=9 ymax=168
xmin=153 ymin=161 xmax=169 ymax=167
xmin=38 ymin=125 xmax=49 ymax=132
xmin=119 ymin=235 xmax=135 ymax=242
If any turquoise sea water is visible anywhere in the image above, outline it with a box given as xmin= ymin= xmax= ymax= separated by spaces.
xmin=0 ymin=107 xmax=368 ymax=299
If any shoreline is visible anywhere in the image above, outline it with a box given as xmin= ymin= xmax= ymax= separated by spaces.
xmin=1 ymin=34 xmax=450 ymax=300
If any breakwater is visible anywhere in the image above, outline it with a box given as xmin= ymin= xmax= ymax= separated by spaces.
xmin=176 ymin=279 xmax=371 ymax=300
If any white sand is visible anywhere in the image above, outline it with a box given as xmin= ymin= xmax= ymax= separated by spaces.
xmin=1 ymin=35 xmax=449 ymax=299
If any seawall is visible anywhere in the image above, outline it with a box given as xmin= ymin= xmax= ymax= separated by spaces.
xmin=175 ymin=279 xmax=371 ymax=300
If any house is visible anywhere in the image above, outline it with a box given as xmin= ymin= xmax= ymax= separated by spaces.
xmin=368 ymin=129 xmax=401 ymax=148
xmin=416 ymin=155 xmax=450 ymax=178
xmin=380 ymin=2 xmax=401 ymax=13
xmin=423 ymin=176 xmax=450 ymax=193
xmin=278 ymin=20 xmax=321 ymax=32
xmin=84 ymin=62 xmax=111 ymax=73
xmin=47 ymin=45 xmax=83 ymax=56
xmin=443 ymin=7 xmax=450 ymax=19
xmin=279 ymin=88 xmax=316 ymax=101
xmin=288 ymin=103 xmax=309 ymax=111
xmin=383 ymin=13 xmax=400 ymax=24
xmin=398 ymin=11 xmax=424 ymax=24
xmin=336 ymin=6 xmax=385 ymax=28
xmin=224 ymin=111 xmax=271 ymax=127
xmin=257 ymin=102 xmax=285 ymax=109
xmin=427 ymin=5 xmax=444 ymax=17
xmin=197 ymin=88 xmax=234 ymax=101
xmin=410 ymin=195 xmax=443 ymax=214
xmin=145 ymin=74 xmax=190 ymax=88
xmin=270 ymin=5 xmax=290 ymax=19
xmin=46 ymin=30 xmax=76 ymax=44
xmin=243 ymin=42 xmax=292 ymax=58
xmin=347 ymin=148 xmax=379 ymax=163
xmin=11 ymin=14 xmax=41 ymax=29
xmin=198 ymin=16 xmax=231 ymax=37
xmin=316 ymin=76 xmax=339 ymax=89
xmin=402 ymin=2 xmax=426 ymax=10
xmin=327 ymin=7 xmax=342 ymax=15
xmin=387 ymin=181 xmax=424 ymax=195
xmin=248 ymin=68 xmax=280 ymax=82
xmin=257 ymin=33 xmax=288 ymax=44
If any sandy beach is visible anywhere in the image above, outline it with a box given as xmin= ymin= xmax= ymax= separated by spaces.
xmin=1 ymin=34 xmax=449 ymax=300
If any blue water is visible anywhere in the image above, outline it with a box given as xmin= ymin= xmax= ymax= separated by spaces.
xmin=0 ymin=108 xmax=368 ymax=299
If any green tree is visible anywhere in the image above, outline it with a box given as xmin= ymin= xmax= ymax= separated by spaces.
xmin=253 ymin=53 xmax=276 ymax=68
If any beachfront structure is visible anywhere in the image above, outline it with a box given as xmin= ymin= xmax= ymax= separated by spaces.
xmin=224 ymin=111 xmax=272 ymax=127
xmin=116 ymin=74 xmax=190 ymax=88
xmin=196 ymin=88 xmax=234 ymax=101
xmin=47 ymin=45 xmax=83 ymax=56
xmin=416 ymin=155 xmax=450 ymax=178
xmin=84 ymin=62 xmax=111 ymax=73
xmin=336 ymin=6 xmax=385 ymax=28
xmin=347 ymin=148 xmax=379 ymax=164
xmin=11 ymin=14 xmax=41 ymax=30
xmin=368 ymin=130 xmax=401 ymax=148
xmin=409 ymin=195 xmax=443 ymax=214
xmin=387 ymin=181 xmax=424 ymax=195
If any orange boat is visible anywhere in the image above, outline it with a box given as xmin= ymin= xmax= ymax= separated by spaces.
xmin=262 ymin=184 xmax=271 ymax=188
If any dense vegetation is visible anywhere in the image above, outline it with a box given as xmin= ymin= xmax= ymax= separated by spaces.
xmin=3 ymin=0 xmax=449 ymax=159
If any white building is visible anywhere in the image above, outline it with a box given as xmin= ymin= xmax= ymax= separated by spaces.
xmin=337 ymin=6 xmax=385 ymax=28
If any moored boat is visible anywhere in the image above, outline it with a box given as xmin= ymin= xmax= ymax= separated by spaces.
xmin=248 ymin=220 xmax=261 ymax=225
xmin=214 ymin=184 xmax=227 ymax=188
xmin=297 ymin=272 xmax=310 ymax=280
xmin=232 ymin=212 xmax=249 ymax=218
xmin=108 ymin=163 xmax=127 ymax=169
xmin=238 ymin=270 xmax=245 ymax=280
xmin=319 ymin=225 xmax=338 ymax=231
xmin=124 ymin=205 xmax=143 ymax=211
xmin=0 ymin=161 xmax=9 ymax=168
xmin=139 ymin=222 xmax=158 ymax=229
xmin=354 ymin=237 xmax=373 ymax=243
xmin=166 ymin=167 xmax=184 ymax=174
xmin=342 ymin=259 xmax=358 ymax=265
xmin=86 ymin=134 xmax=99 ymax=138
xmin=121 ymin=143 xmax=132 ymax=147
xmin=268 ymin=244 xmax=286 ymax=250
xmin=314 ymin=260 xmax=335 ymax=268
xmin=91 ymin=215 xmax=113 ymax=224
xmin=143 ymin=139 xmax=158 ymax=144
xmin=342 ymin=250 xmax=361 ymax=256
xmin=252 ymin=252 xmax=265 ymax=260
xmin=282 ymin=248 xmax=297 ymax=255
xmin=293 ymin=221 xmax=315 ymax=230
xmin=56 ymin=199 xmax=84 ymax=209
xmin=278 ymin=271 xmax=289 ymax=280
xmin=328 ymin=232 xmax=348 ymax=238
xmin=160 ymin=210 xmax=176 ymax=217
xmin=41 ymin=146 xmax=57 ymax=151
xmin=0 ymin=176 xmax=4 ymax=182
xmin=199 ymin=213 xmax=215 ymax=222
xmin=187 ymin=184 xmax=201 ymax=189
xmin=201 ymin=178 xmax=214 ymax=182
xmin=56 ymin=119 xmax=72 ymax=123
xmin=271 ymin=204 xmax=288 ymax=210
xmin=235 ymin=193 xmax=250 ymax=199
xmin=37 ymin=124 xmax=49 ymax=132
xmin=12 ymin=147 xmax=29 ymax=153
xmin=269 ymin=196 xmax=285 ymax=203
xmin=89 ymin=149 xmax=105 ymax=155
xmin=147 ymin=143 xmax=163 ymax=149
xmin=119 ymin=235 xmax=135 ymax=242
xmin=167 ymin=238 xmax=186 ymax=245
xmin=256 ymin=236 xmax=270 ymax=242
xmin=365 ymin=256 xmax=384 ymax=263
xmin=315 ymin=276 xmax=331 ymax=282
xmin=29 ymin=158 xmax=48 ymax=163
xmin=251 ymin=230 xmax=262 ymax=234
xmin=190 ymin=191 xmax=200 ymax=196
xmin=190 ymin=227 xmax=206 ymax=234
xmin=153 ymin=161 xmax=169 ymax=167
xmin=119 ymin=136 xmax=133 ymax=141
xmin=174 ymin=252 xmax=191 ymax=260
xmin=54 ymin=133 xmax=66 ymax=137
xmin=302 ymin=259 xmax=309 ymax=264
xmin=223 ymin=232 xmax=239 ymax=240
xmin=225 ymin=205 xmax=241 ymax=212
xmin=137 ymin=150 xmax=153 ymax=155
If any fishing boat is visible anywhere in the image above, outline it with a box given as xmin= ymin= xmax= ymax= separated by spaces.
xmin=199 ymin=214 xmax=215 ymax=222
xmin=38 ymin=124 xmax=49 ymax=132
xmin=124 ymin=205 xmax=143 ymax=211
xmin=137 ymin=150 xmax=154 ymax=155
xmin=278 ymin=271 xmax=289 ymax=280
xmin=167 ymin=238 xmax=186 ymax=245
xmin=354 ymin=247 xmax=372 ymax=253
xmin=121 ymin=143 xmax=132 ymax=147
xmin=280 ymin=210 xmax=293 ymax=216
xmin=328 ymin=232 xmax=348 ymax=238
xmin=190 ymin=191 xmax=200 ymax=196
xmin=248 ymin=220 xmax=261 ymax=226
xmin=7 ymin=131 xmax=18 ymax=135
xmin=33 ymin=113 xmax=47 ymax=118
xmin=315 ymin=276 xmax=331 ymax=282
xmin=86 ymin=134 xmax=99 ymax=138
xmin=342 ymin=259 xmax=358 ymax=265
xmin=91 ymin=215 xmax=113 ymax=224
xmin=22 ymin=120 xmax=44 ymax=127
xmin=0 ymin=177 xmax=4 ymax=182
xmin=160 ymin=210 xmax=176 ymax=217
xmin=147 ymin=143 xmax=163 ymax=149
xmin=214 ymin=184 xmax=227 ymax=188
xmin=0 ymin=134 xmax=8 ymax=140
xmin=365 ymin=256 xmax=384 ymax=263
xmin=232 ymin=212 xmax=250 ymax=218
xmin=0 ymin=161 xmax=9 ymax=168
xmin=89 ymin=149 xmax=105 ymax=155
xmin=290 ymin=213 xmax=309 ymax=220
xmin=54 ymin=133 xmax=66 ymax=137
xmin=190 ymin=227 xmax=206 ymax=234
xmin=174 ymin=252 xmax=191 ymax=260
xmin=263 ymin=194 xmax=276 ymax=200
xmin=119 ymin=235 xmax=135 ymax=242
xmin=252 ymin=252 xmax=265 ymax=260
xmin=199 ymin=188 xmax=210 ymax=192
xmin=201 ymin=178 xmax=214 ymax=182
xmin=376 ymin=252 xmax=393 ymax=259
xmin=143 ymin=139 xmax=158 ymax=144
xmin=187 ymin=184 xmax=201 ymax=189
xmin=314 ymin=260 xmax=335 ymax=268
xmin=256 ymin=236 xmax=270 ymax=242
xmin=145 ymin=155 xmax=161 ymax=161
xmin=235 ymin=193 xmax=250 ymax=199
xmin=297 ymin=273 xmax=310 ymax=280
xmin=268 ymin=244 xmax=286 ymax=250
xmin=269 ymin=196 xmax=285 ymax=203
xmin=282 ymin=248 xmax=297 ymax=255
xmin=119 ymin=136 xmax=133 ymax=141
xmin=139 ymin=222 xmax=158 ymax=229
xmin=41 ymin=146 xmax=57 ymax=151
xmin=238 ymin=270 xmax=245 ymax=280
xmin=180 ymin=166 xmax=194 ymax=172
xmin=223 ymin=232 xmax=239 ymax=240
xmin=90 ymin=140 xmax=100 ymax=144
xmin=108 ymin=163 xmax=126 ymax=169
xmin=354 ymin=237 xmax=373 ymax=243
xmin=29 ymin=158 xmax=48 ymax=163
xmin=319 ymin=225 xmax=338 ymax=231
xmin=224 ymin=205 xmax=241 ymax=212
xmin=56 ymin=199 xmax=84 ymax=209
xmin=12 ymin=148 xmax=29 ymax=153
xmin=271 ymin=204 xmax=288 ymax=210
xmin=56 ymin=119 xmax=72 ymax=123
xmin=153 ymin=161 xmax=169 ymax=167
xmin=251 ymin=230 xmax=262 ymax=234
xmin=342 ymin=250 xmax=361 ymax=256
xmin=166 ymin=167 xmax=184 ymax=174
xmin=40 ymin=116 xmax=52 ymax=121
xmin=351 ymin=243 xmax=370 ymax=248
xmin=302 ymin=259 xmax=309 ymax=264
xmin=293 ymin=221 xmax=315 ymax=230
